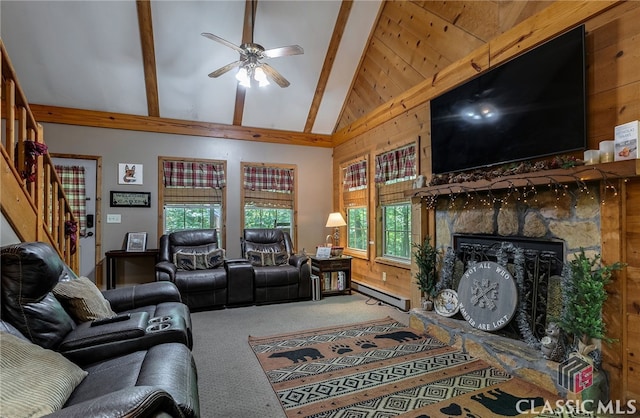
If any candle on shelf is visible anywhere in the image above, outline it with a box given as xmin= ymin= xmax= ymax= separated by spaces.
xmin=584 ymin=150 xmax=600 ymax=165
xmin=599 ymin=140 xmax=614 ymax=163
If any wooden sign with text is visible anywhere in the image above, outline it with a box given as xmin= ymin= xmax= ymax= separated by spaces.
xmin=457 ymin=261 xmax=518 ymax=332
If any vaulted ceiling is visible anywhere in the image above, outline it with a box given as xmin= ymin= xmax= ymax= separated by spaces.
xmin=0 ymin=0 xmax=552 ymax=147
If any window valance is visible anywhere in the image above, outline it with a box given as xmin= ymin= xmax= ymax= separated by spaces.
xmin=163 ymin=161 xmax=226 ymax=189
xmin=374 ymin=143 xmax=416 ymax=184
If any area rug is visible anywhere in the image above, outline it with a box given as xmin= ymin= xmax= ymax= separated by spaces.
xmin=249 ymin=317 xmax=563 ymax=418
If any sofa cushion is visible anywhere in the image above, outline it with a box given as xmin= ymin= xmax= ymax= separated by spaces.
xmin=174 ymin=248 xmax=224 ymax=270
xmin=53 ymin=276 xmax=117 ymax=322
xmin=0 ymin=331 xmax=88 ymax=417
xmin=247 ymin=250 xmax=289 ymax=267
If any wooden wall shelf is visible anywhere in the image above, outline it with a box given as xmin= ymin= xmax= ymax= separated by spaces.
xmin=409 ymin=160 xmax=640 ymax=198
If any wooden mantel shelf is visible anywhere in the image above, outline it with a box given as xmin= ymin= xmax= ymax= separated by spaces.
xmin=408 ymin=159 xmax=640 ymax=198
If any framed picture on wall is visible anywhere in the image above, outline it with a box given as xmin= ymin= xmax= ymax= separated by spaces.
xmin=110 ymin=191 xmax=151 ymax=207
xmin=118 ymin=163 xmax=143 ymax=185
xmin=125 ymin=232 xmax=147 ymax=252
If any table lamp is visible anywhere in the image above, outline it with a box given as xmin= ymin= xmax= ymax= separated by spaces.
xmin=325 ymin=212 xmax=347 ymax=246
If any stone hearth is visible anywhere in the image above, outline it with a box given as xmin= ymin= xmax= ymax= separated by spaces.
xmin=410 ymin=309 xmax=566 ymax=396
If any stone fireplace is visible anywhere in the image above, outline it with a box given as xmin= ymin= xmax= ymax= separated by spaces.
xmin=410 ymin=182 xmax=604 ymax=395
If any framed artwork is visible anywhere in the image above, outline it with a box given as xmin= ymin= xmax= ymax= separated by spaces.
xmin=118 ymin=163 xmax=143 ymax=185
xmin=126 ymin=232 xmax=147 ymax=252
xmin=315 ymin=246 xmax=331 ymax=258
xmin=110 ymin=191 xmax=151 ymax=207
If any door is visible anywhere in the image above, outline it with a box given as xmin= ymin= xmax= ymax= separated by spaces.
xmin=52 ymin=157 xmax=98 ymax=281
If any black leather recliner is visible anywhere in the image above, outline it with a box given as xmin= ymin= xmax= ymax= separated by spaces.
xmin=241 ymin=228 xmax=311 ymax=304
xmin=156 ymin=229 xmax=228 ymax=310
xmin=0 ymin=242 xmax=199 ymax=417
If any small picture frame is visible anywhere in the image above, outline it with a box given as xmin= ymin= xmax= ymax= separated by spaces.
xmin=110 ymin=191 xmax=151 ymax=208
xmin=118 ymin=163 xmax=143 ymax=185
xmin=126 ymin=232 xmax=147 ymax=252
xmin=316 ymin=246 xmax=332 ymax=258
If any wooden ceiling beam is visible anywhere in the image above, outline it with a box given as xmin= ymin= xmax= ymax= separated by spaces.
xmin=303 ymin=0 xmax=353 ymax=133
xmin=31 ymin=104 xmax=333 ymax=147
xmin=136 ymin=0 xmax=160 ymax=117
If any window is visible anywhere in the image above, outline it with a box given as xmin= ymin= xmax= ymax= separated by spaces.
xmin=164 ymin=204 xmax=221 ymax=235
xmin=244 ymin=207 xmax=292 ymax=230
xmin=159 ymin=158 xmax=226 ymax=244
xmin=375 ymin=143 xmax=417 ymax=262
xmin=242 ymin=163 xmax=296 ymax=241
xmin=382 ymin=203 xmax=411 ymax=258
xmin=341 ymin=159 xmax=368 ymax=255
xmin=346 ymin=207 xmax=367 ymax=251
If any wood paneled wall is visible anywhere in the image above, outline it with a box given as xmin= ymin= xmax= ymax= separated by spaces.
xmin=333 ymin=1 xmax=640 ymax=402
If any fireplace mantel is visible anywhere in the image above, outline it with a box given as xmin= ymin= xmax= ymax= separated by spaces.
xmin=409 ymin=159 xmax=640 ymax=198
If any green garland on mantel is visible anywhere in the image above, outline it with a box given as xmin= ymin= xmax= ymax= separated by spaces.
xmin=428 ymin=155 xmax=581 ymax=187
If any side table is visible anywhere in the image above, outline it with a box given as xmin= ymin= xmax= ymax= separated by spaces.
xmin=310 ymin=255 xmax=352 ymax=297
xmin=105 ymin=249 xmax=158 ymax=290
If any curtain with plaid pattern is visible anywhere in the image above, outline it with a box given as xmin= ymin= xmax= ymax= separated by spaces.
xmin=343 ymin=160 xmax=367 ymax=191
xmin=374 ymin=143 xmax=416 ymax=184
xmin=163 ymin=161 xmax=226 ymax=188
xmin=54 ymin=165 xmax=86 ymax=236
xmin=243 ymin=165 xmax=293 ymax=192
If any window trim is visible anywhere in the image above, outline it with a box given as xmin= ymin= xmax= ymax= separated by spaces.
xmin=158 ymin=156 xmax=227 ymax=247
xmin=345 ymin=206 xmax=368 ymax=255
xmin=339 ymin=156 xmax=369 ymax=260
xmin=240 ymin=162 xmax=298 ymax=250
xmin=380 ymin=201 xmax=412 ymax=261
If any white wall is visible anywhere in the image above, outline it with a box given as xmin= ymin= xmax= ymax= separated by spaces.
xmin=43 ymin=123 xmax=334 ymax=259
xmin=1 ymin=212 xmax=21 ymax=246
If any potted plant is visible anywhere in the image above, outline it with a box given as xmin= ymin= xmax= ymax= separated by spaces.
xmin=413 ymin=236 xmax=439 ymax=310
xmin=557 ymin=248 xmax=625 ymax=403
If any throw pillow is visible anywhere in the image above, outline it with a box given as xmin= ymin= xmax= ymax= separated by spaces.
xmin=174 ymin=248 xmax=225 ymax=270
xmin=246 ymin=251 xmax=289 ymax=267
xmin=174 ymin=250 xmax=197 ymax=270
xmin=0 ymin=331 xmax=88 ymax=417
xmin=53 ymin=276 xmax=116 ymax=322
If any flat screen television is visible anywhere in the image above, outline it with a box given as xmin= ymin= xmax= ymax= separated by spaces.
xmin=430 ymin=25 xmax=586 ymax=175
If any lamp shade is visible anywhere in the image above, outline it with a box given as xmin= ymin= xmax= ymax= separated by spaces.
xmin=325 ymin=212 xmax=346 ymax=228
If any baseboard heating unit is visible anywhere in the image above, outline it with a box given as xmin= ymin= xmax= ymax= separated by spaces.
xmin=351 ymin=280 xmax=410 ymax=311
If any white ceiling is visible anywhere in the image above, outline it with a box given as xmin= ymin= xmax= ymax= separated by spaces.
xmin=1 ymin=0 xmax=382 ymax=135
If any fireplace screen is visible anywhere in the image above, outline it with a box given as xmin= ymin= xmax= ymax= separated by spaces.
xmin=447 ymin=234 xmax=564 ymax=341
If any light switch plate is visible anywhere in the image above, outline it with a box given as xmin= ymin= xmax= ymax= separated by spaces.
xmin=106 ymin=214 xmax=121 ymax=223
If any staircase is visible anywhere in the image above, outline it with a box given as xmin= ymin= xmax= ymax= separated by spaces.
xmin=1 ymin=39 xmax=78 ymax=270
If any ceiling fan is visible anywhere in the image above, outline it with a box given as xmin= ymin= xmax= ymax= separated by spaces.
xmin=201 ymin=2 xmax=303 ymax=88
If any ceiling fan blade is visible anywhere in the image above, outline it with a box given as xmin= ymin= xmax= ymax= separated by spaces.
xmin=260 ymin=63 xmax=290 ymax=88
xmin=201 ymin=32 xmax=246 ymax=55
xmin=262 ymin=45 xmax=304 ymax=59
xmin=208 ymin=60 xmax=243 ymax=78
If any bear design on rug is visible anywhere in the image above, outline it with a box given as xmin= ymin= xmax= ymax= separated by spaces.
xmin=268 ymin=347 xmax=324 ymax=363
xmin=471 ymin=388 xmax=544 ymax=416
xmin=374 ymin=330 xmax=421 ymax=343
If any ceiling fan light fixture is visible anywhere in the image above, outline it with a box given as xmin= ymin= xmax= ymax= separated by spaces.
xmin=254 ymin=66 xmax=270 ymax=87
xmin=236 ymin=67 xmax=251 ymax=87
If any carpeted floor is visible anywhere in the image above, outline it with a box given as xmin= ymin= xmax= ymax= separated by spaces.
xmin=190 ymin=293 xmax=410 ymax=417
xmin=248 ymin=316 xmax=561 ymax=418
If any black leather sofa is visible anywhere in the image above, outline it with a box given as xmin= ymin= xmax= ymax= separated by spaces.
xmin=241 ymin=228 xmax=311 ymax=304
xmin=156 ymin=229 xmax=253 ymax=310
xmin=0 ymin=242 xmax=200 ymax=417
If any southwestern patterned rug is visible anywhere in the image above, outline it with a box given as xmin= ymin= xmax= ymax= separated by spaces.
xmin=249 ymin=317 xmax=563 ymax=418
